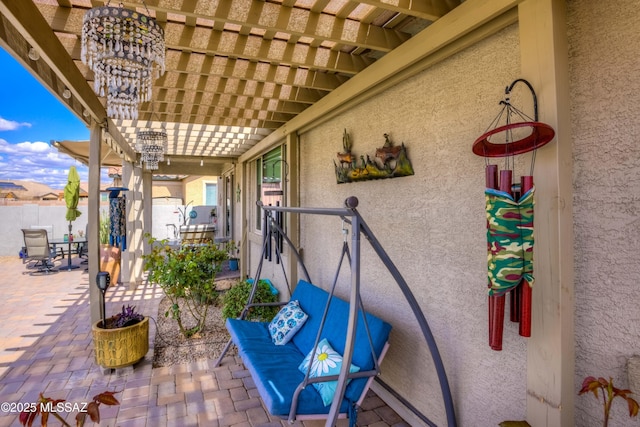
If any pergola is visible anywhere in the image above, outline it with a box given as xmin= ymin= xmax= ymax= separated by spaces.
xmin=0 ymin=2 xmax=590 ymax=426
xmin=0 ymin=0 xmax=518 ymax=323
xmin=0 ymin=0 xmax=470 ymax=171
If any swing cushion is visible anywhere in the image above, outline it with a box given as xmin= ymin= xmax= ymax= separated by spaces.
xmin=298 ymin=337 xmax=361 ymax=406
xmin=268 ymin=300 xmax=308 ymax=345
xmin=226 ymin=279 xmax=392 ymax=418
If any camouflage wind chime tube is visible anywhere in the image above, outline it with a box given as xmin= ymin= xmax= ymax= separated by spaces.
xmin=485 ymin=166 xmax=535 ymax=350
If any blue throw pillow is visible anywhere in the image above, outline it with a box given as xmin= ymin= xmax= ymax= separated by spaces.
xmin=298 ymin=338 xmax=360 ymax=406
xmin=268 ymin=300 xmax=308 ymax=345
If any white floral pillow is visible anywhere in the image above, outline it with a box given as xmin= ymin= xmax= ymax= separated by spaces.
xmin=268 ymin=300 xmax=308 ymax=345
xmin=298 ymin=338 xmax=360 ymax=406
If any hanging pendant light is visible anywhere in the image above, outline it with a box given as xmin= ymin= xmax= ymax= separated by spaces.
xmin=81 ymin=1 xmax=165 ymax=120
xmin=136 ymin=129 xmax=167 ymax=170
xmin=135 ymin=101 xmax=167 ymax=171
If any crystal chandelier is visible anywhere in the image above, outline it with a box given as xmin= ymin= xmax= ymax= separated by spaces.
xmin=81 ymin=2 xmax=165 ymax=120
xmin=136 ymin=130 xmax=167 ymax=170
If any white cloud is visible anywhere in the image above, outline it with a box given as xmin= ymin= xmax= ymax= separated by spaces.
xmin=0 ymin=117 xmax=31 ymax=131
xmin=0 ymin=138 xmax=111 ymax=189
xmin=15 ymin=140 xmax=51 ymax=152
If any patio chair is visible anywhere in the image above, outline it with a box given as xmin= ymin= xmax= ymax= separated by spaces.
xmin=28 ymin=225 xmax=64 ymax=259
xmin=76 ymin=224 xmax=88 ymax=261
xmin=21 ymin=228 xmax=57 ymax=273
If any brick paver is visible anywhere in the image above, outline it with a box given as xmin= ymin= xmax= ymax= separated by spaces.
xmin=0 ymin=256 xmax=407 ymax=427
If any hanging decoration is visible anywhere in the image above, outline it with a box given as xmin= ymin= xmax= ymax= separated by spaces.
xmin=136 ymin=129 xmax=167 ymax=170
xmin=81 ymin=2 xmax=165 ymax=120
xmin=107 ymin=187 xmax=128 ymax=251
xmin=472 ymin=79 xmax=555 ymax=351
xmin=334 ymin=130 xmax=414 ymax=184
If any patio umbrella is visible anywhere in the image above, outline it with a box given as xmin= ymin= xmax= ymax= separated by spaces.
xmin=61 ymin=166 xmax=81 ymax=271
xmin=64 ymin=166 xmax=81 ymax=222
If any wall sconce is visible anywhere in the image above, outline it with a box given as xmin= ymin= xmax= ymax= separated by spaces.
xmin=166 ymin=157 xmax=170 ymax=165
xmin=200 ymin=158 xmax=203 ymax=167
xmin=28 ymin=47 xmax=40 ymax=61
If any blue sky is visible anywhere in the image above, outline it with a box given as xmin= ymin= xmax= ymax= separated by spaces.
xmin=0 ymin=47 xmax=97 ymax=189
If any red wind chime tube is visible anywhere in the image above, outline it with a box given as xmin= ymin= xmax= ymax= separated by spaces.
xmin=510 ymin=285 xmax=522 ymax=322
xmin=510 ymin=176 xmax=522 ymax=324
xmin=486 ymin=165 xmax=497 ymax=348
xmin=519 ymin=175 xmax=534 ymax=337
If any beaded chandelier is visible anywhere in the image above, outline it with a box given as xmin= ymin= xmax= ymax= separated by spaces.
xmin=81 ymin=3 xmax=165 ymax=120
xmin=136 ymin=130 xmax=167 ymax=170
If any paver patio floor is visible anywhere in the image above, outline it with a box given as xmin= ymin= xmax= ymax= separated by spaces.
xmin=0 ymin=256 xmax=408 ymax=427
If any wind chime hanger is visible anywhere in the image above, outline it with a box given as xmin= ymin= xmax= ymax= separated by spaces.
xmin=472 ymin=78 xmax=555 ymax=176
xmin=504 ymin=78 xmax=539 ymax=121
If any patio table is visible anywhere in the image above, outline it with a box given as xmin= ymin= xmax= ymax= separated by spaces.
xmin=50 ymin=237 xmax=88 ymax=271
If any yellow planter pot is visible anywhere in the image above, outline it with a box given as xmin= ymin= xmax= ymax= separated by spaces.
xmin=92 ymin=317 xmax=149 ymax=368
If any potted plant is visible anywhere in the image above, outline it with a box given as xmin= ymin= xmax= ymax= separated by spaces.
xmin=92 ymin=304 xmax=149 ymax=369
xmin=99 ymin=211 xmax=121 ymax=284
xmin=143 ymin=235 xmax=228 ymax=338
xmin=225 ymin=240 xmax=239 ymax=271
xmin=99 ymin=210 xmax=110 ymax=245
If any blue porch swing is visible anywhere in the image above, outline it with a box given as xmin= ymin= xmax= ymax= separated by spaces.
xmin=214 ymin=197 xmax=457 ymax=427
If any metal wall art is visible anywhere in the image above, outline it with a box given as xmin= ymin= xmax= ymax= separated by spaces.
xmin=334 ymin=130 xmax=414 ymax=184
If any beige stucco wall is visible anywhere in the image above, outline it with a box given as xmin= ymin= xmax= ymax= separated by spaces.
xmin=151 ymin=180 xmax=183 ymax=200
xmin=183 ymin=175 xmax=219 ymax=206
xmin=238 ymin=1 xmax=639 ymax=425
xmin=299 ymin=25 xmax=524 ymax=425
xmin=569 ymin=1 xmax=640 ymax=426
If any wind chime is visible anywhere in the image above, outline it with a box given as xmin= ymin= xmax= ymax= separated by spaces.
xmin=472 ymin=79 xmax=555 ymax=351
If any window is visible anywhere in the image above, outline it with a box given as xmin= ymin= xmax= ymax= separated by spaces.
xmin=255 ymin=156 xmax=262 ymax=230
xmin=205 ymin=183 xmax=217 ymax=205
xmin=225 ymin=175 xmax=232 ymax=237
xmin=255 ymin=145 xmax=284 ymax=231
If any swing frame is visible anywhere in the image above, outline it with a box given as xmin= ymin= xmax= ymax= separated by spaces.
xmin=215 ymin=196 xmax=457 ymax=427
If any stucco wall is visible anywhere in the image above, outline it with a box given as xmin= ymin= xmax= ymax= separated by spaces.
xmin=298 ymin=25 xmax=524 ymax=426
xmin=568 ymin=0 xmax=640 ymax=426
xmin=152 ymin=180 xmax=183 ymax=200
xmin=0 ymin=204 xmax=91 ymax=256
xmin=183 ymin=175 xmax=219 ymax=206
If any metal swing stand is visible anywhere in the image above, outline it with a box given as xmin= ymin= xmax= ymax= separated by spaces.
xmin=215 ymin=196 xmax=457 ymax=427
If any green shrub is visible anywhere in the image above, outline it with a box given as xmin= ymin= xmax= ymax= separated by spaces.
xmin=99 ymin=211 xmax=110 ymax=244
xmin=143 ymin=234 xmax=228 ymax=337
xmin=222 ymin=279 xmax=279 ymax=321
